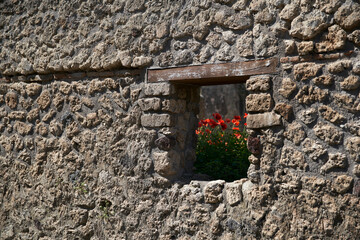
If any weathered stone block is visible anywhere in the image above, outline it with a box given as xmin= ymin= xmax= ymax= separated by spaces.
xmin=318 ymin=105 xmax=345 ymax=124
xmin=293 ymin=63 xmax=323 ymax=81
xmin=279 ymin=4 xmax=299 ymax=21
xmin=290 ymin=10 xmax=331 ymax=40
xmin=26 ymin=108 xmax=40 ymax=122
xmin=236 ymin=30 xmax=254 ymax=57
xmin=162 ymin=99 xmax=186 ymax=113
xmin=298 ymin=108 xmax=318 ymax=124
xmin=302 ymin=138 xmax=327 ymax=161
xmin=314 ymin=122 xmax=343 ymax=145
xmin=284 ymin=40 xmax=296 ymax=55
xmin=214 ymin=9 xmax=252 ymax=30
xmin=246 ymin=76 xmax=270 ymax=92
xmin=353 ymin=165 xmax=360 ymax=177
xmin=246 ymin=93 xmax=272 ymax=112
xmin=153 ymin=150 xmax=181 ymax=178
xmin=41 ymin=110 xmax=55 ymax=123
xmin=25 ymin=83 xmax=42 ymax=96
xmin=204 ymin=180 xmax=225 ymax=204
xmin=284 ymin=122 xmax=306 ymax=145
xmin=49 ymin=120 xmax=63 ymax=137
xmin=138 ymin=98 xmax=161 ymax=111
xmin=5 ymin=92 xmax=18 ymax=109
xmin=144 ymin=83 xmax=172 ymax=96
xmin=333 ymin=93 xmax=360 ymax=113
xmin=321 ymin=153 xmax=347 ymax=174
xmin=36 ymin=90 xmax=51 ymax=110
xmin=334 ymin=3 xmax=360 ymax=30
xmin=247 ymin=164 xmax=260 ymax=183
xmin=247 ymin=136 xmax=261 ymax=155
xmin=8 ymin=111 xmax=26 ymax=120
xmin=155 ymin=136 xmax=176 ymax=151
xmin=141 ymin=114 xmax=173 ymax=127
xmin=254 ymin=9 xmax=275 ymax=24
xmin=348 ymin=30 xmax=360 ymax=47
xmin=345 ymin=122 xmax=360 ymax=136
xmin=340 ymin=75 xmax=360 ymax=91
xmin=345 ymin=137 xmax=360 ymax=162
xmin=279 ymin=78 xmax=297 ymax=98
xmin=274 ymin=103 xmax=293 ymax=121
xmin=296 ymin=86 xmax=328 ymax=104
xmin=59 ymin=81 xmax=72 ymax=95
xmin=225 ymin=182 xmax=243 ymax=206
xmin=297 ymin=41 xmax=314 ymax=55
xmin=327 ymin=60 xmax=352 ymax=73
xmin=36 ymin=122 xmax=49 ymax=136
xmin=246 ymin=112 xmax=282 ymax=129
xmin=301 ymin=176 xmax=327 ymax=193
xmin=88 ymin=79 xmax=106 ymax=95
xmin=253 ymin=26 xmax=278 ymax=57
xmin=315 ymin=25 xmax=347 ymax=53
xmin=353 ymin=179 xmax=360 ymax=197
xmin=14 ymin=121 xmax=32 ymax=136
xmin=248 ymin=154 xmax=260 ymax=165
xmin=53 ymin=93 xmax=65 ymax=111
xmin=280 ymin=146 xmax=308 ymax=170
xmin=312 ymin=75 xmax=334 ymax=86
xmin=131 ymin=56 xmax=153 ymax=68
xmin=333 ymin=175 xmax=353 ymax=194
xmin=85 ymin=112 xmax=101 ymax=128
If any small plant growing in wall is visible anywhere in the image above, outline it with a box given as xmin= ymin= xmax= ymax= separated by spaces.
xmin=74 ymin=182 xmax=89 ymax=195
xmin=99 ymin=199 xmax=112 ymax=220
xmin=195 ymin=113 xmax=251 ymax=182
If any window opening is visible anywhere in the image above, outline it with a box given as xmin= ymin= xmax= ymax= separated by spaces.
xmin=147 ymin=58 xmax=277 ymax=182
xmin=194 ymin=83 xmax=250 ymax=182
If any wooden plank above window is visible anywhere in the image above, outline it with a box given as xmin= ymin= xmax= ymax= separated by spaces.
xmin=147 ymin=58 xmax=278 ymax=85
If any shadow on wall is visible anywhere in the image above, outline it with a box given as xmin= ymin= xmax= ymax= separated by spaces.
xmin=199 ymin=83 xmax=247 ymax=122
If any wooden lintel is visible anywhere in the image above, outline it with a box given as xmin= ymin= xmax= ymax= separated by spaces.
xmin=147 ymin=58 xmax=278 ymax=85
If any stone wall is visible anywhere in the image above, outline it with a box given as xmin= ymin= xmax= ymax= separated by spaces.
xmin=199 ymin=84 xmax=247 ymax=120
xmin=1 ymin=0 xmax=360 ymax=239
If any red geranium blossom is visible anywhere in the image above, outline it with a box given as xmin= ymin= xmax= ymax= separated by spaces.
xmin=213 ymin=113 xmax=222 ymax=121
xmin=209 ymin=119 xmax=218 ymax=128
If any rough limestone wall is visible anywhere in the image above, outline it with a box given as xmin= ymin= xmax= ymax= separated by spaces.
xmin=199 ymin=84 xmax=247 ymax=120
xmin=1 ymin=0 xmax=360 ymax=239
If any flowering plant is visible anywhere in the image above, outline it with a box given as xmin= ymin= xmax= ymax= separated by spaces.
xmin=194 ymin=113 xmax=250 ymax=182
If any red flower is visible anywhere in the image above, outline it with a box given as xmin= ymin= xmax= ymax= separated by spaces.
xmin=205 ymin=129 xmax=211 ymax=134
xmin=213 ymin=113 xmax=222 ymax=121
xmin=234 ymin=115 xmax=241 ymax=120
xmin=232 ymin=127 xmax=240 ymax=131
xmin=198 ymin=122 xmax=203 ymax=128
xmin=209 ymin=119 xmax=218 ymax=128
xmin=244 ymin=123 xmax=247 ymax=126
xmin=235 ymin=133 xmax=242 ymax=139
xmin=225 ymin=118 xmax=231 ymax=123
xmin=244 ymin=113 xmax=248 ymax=118
xmin=220 ymin=122 xmax=227 ymax=130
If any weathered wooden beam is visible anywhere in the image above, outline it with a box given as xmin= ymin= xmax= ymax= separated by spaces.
xmin=147 ymin=58 xmax=278 ymax=85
